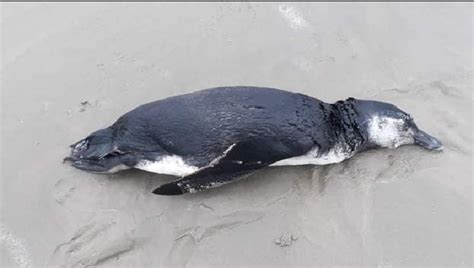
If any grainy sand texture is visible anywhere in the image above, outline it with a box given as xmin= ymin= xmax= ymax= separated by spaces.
xmin=1 ymin=3 xmax=472 ymax=267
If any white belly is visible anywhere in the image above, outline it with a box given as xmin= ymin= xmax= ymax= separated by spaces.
xmin=271 ymin=146 xmax=351 ymax=167
xmin=128 ymin=146 xmax=351 ymax=176
xmin=135 ymin=155 xmax=199 ymax=177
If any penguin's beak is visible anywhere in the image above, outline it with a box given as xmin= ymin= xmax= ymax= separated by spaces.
xmin=413 ymin=130 xmax=443 ymax=151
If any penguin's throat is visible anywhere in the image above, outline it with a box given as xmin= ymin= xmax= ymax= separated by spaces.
xmin=329 ymin=100 xmax=367 ymax=153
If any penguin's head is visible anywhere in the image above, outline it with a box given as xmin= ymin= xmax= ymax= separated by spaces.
xmin=353 ymin=99 xmax=443 ymax=151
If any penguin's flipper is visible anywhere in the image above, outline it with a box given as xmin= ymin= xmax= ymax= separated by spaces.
xmin=152 ymin=161 xmax=265 ymax=195
xmin=152 ymin=138 xmax=311 ymax=195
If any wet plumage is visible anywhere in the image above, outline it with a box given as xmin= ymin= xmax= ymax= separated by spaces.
xmin=65 ymin=86 xmax=442 ymax=195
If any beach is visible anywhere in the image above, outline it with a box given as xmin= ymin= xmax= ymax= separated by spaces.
xmin=1 ymin=3 xmax=472 ymax=267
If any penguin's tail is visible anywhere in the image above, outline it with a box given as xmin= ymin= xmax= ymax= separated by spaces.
xmin=64 ymin=128 xmax=124 ymax=173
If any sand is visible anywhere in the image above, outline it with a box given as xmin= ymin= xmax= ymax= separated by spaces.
xmin=1 ymin=3 xmax=472 ymax=267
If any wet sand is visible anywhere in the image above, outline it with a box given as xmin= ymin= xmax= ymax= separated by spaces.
xmin=1 ymin=3 xmax=472 ymax=267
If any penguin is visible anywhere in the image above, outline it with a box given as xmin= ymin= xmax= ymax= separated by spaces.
xmin=65 ymin=86 xmax=443 ymax=195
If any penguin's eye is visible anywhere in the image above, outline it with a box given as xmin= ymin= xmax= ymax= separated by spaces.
xmin=377 ymin=118 xmax=387 ymax=129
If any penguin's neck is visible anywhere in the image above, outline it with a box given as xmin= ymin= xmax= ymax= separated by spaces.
xmin=328 ymin=99 xmax=368 ymax=153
